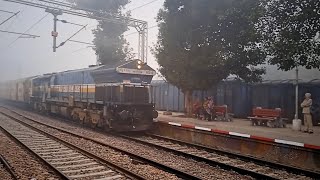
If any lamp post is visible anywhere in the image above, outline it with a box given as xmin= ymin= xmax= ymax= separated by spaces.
xmin=292 ymin=64 xmax=302 ymax=131
xmin=295 ymin=65 xmax=299 ymax=120
xmin=166 ymin=82 xmax=169 ymax=112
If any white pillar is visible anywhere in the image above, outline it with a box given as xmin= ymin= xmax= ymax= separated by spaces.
xmin=295 ymin=66 xmax=299 ymax=119
xmin=293 ymin=65 xmax=302 ymax=131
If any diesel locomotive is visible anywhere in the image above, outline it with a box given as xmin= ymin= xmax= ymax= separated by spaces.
xmin=0 ymin=60 xmax=158 ymax=131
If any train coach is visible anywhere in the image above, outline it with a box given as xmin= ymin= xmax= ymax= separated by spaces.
xmin=0 ymin=60 xmax=158 ymax=131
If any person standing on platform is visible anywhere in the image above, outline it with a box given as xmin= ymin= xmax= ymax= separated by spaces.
xmin=203 ymin=97 xmax=210 ymax=121
xmin=208 ymin=96 xmax=215 ymax=120
xmin=193 ymin=98 xmax=202 ymax=119
xmin=301 ymin=93 xmax=313 ymax=133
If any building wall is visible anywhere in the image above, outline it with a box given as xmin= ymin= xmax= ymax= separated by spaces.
xmin=151 ymin=80 xmax=251 ymax=118
xmin=151 ymin=80 xmax=320 ymax=123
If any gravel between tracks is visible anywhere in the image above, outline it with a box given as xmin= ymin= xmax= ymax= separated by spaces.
xmin=3 ymin=108 xmax=254 ymax=180
xmin=0 ymin=117 xmax=59 ymax=180
xmin=0 ymin=109 xmax=179 ymax=180
xmin=0 ymin=162 xmax=13 ymax=180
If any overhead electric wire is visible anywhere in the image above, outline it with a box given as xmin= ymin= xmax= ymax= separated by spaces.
xmin=0 ymin=8 xmax=28 ymax=39
xmin=0 ymin=30 xmax=40 ymax=37
xmin=57 ymin=19 xmax=85 ymax=26
xmin=125 ymin=24 xmax=157 ymax=36
xmin=38 ymin=0 xmax=74 ymax=7
xmin=127 ymin=0 xmax=160 ymax=12
xmin=69 ymin=39 xmax=94 ymax=46
xmin=71 ymin=46 xmax=92 ymax=53
xmin=0 ymin=11 xmax=20 ymax=26
xmin=0 ymin=9 xmax=15 ymax=14
xmin=57 ymin=24 xmax=88 ymax=48
xmin=7 ymin=12 xmax=49 ymax=47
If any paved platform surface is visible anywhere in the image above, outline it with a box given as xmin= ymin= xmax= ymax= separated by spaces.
xmin=156 ymin=111 xmax=320 ymax=146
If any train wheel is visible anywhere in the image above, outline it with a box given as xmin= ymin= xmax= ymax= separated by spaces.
xmin=79 ymin=117 xmax=85 ymax=125
xmin=90 ymin=122 xmax=97 ymax=129
xmin=72 ymin=113 xmax=79 ymax=121
xmin=103 ymin=124 xmax=111 ymax=131
xmin=106 ymin=118 xmax=113 ymax=130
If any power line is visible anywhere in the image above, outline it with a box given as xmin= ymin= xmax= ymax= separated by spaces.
xmin=0 ymin=11 xmax=20 ymax=26
xmin=7 ymin=13 xmax=49 ymax=47
xmin=57 ymin=24 xmax=88 ymax=48
xmin=69 ymin=39 xmax=94 ymax=46
xmin=125 ymin=24 xmax=157 ymax=36
xmin=57 ymin=18 xmax=85 ymax=26
xmin=0 ymin=9 xmax=15 ymax=14
xmin=0 ymin=9 xmax=26 ymax=39
xmin=0 ymin=30 xmax=40 ymax=37
xmin=3 ymin=0 xmax=149 ymax=62
xmin=40 ymin=0 xmax=74 ymax=7
xmin=71 ymin=46 xmax=92 ymax=53
xmin=127 ymin=0 xmax=160 ymax=12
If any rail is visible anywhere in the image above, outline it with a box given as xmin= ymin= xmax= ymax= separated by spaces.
xmin=4 ymin=105 xmax=319 ymax=179
xmin=144 ymin=133 xmax=320 ymax=178
xmin=0 ymin=107 xmax=201 ymax=180
xmin=0 ymin=154 xmax=18 ymax=180
xmin=0 ymin=111 xmax=145 ymax=180
xmin=120 ymin=133 xmax=283 ymax=179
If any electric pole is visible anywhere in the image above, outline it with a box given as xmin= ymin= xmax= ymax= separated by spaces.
xmin=45 ymin=8 xmax=62 ymax=52
xmin=295 ymin=65 xmax=299 ymax=120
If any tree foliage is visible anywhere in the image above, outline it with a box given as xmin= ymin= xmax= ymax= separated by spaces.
xmin=68 ymin=0 xmax=132 ymax=65
xmin=154 ymin=0 xmax=265 ymax=94
xmin=256 ymin=0 xmax=320 ymax=71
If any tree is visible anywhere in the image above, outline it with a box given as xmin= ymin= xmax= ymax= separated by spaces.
xmin=154 ymin=0 xmax=265 ymax=116
xmin=68 ymin=0 xmax=133 ymax=65
xmin=256 ymin=0 xmax=320 ymax=71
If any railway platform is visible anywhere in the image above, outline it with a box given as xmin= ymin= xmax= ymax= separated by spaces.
xmin=155 ymin=111 xmax=320 ymax=147
xmin=153 ymin=111 xmax=320 ymax=172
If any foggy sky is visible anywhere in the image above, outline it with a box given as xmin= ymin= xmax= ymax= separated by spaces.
xmin=0 ymin=0 xmax=164 ymax=81
xmin=0 ymin=0 xmax=319 ymax=82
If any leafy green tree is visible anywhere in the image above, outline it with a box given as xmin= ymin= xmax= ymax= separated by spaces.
xmin=68 ymin=0 xmax=133 ymax=65
xmin=154 ymin=0 xmax=265 ymax=115
xmin=256 ymin=0 xmax=320 ymax=71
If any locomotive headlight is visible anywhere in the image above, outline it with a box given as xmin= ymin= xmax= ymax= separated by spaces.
xmin=137 ymin=60 xmax=142 ymax=65
xmin=137 ymin=65 xmax=142 ymax=69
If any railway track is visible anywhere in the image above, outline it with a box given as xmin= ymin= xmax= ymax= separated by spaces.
xmin=0 ymin=107 xmax=201 ymax=180
xmin=1 ymin=106 xmax=317 ymax=180
xmin=120 ymin=133 xmax=319 ymax=179
xmin=0 ymin=112 xmax=145 ymax=180
xmin=0 ymin=154 xmax=17 ymax=180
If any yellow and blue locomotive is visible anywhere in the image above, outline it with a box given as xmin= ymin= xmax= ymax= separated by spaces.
xmin=0 ymin=60 xmax=158 ymax=131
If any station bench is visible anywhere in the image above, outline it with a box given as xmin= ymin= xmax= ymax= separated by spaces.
xmin=212 ymin=105 xmax=233 ymax=122
xmin=248 ymin=107 xmax=286 ymax=128
xmin=193 ymin=105 xmax=233 ymax=121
